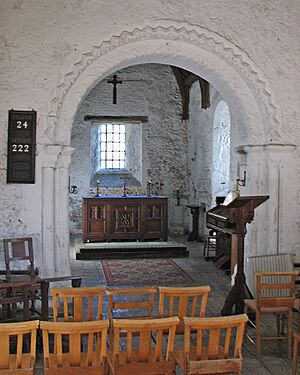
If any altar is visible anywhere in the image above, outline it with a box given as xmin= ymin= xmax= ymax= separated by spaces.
xmin=82 ymin=196 xmax=168 ymax=242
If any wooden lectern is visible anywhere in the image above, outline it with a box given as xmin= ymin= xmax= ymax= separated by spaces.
xmin=206 ymin=195 xmax=269 ymax=315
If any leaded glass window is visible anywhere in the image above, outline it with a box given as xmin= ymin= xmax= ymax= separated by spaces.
xmin=98 ymin=124 xmax=126 ymax=169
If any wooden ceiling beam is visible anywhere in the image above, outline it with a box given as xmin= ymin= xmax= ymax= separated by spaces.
xmin=171 ymin=66 xmax=210 ymax=120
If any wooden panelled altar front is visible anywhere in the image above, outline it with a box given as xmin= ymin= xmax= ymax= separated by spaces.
xmin=82 ymin=196 xmax=168 ymax=242
xmin=206 ymin=195 xmax=269 ymax=315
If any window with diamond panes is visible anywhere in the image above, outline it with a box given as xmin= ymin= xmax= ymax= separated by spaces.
xmin=99 ymin=124 xmax=126 ymax=169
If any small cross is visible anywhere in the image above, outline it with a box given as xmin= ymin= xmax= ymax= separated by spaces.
xmin=107 ymin=74 xmax=123 ymax=104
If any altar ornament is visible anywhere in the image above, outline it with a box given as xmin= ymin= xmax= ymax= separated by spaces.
xmin=96 ymin=179 xmax=101 ymax=197
xmin=147 ymin=180 xmax=153 ymax=196
xmin=120 ymin=174 xmax=130 ymax=197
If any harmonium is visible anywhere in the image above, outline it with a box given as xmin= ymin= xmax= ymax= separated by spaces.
xmin=206 ymin=195 xmax=269 ymax=272
xmin=206 ymin=195 xmax=269 ymax=235
xmin=206 ymin=195 xmax=269 ymax=315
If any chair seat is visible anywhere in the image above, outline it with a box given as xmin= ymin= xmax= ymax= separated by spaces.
xmin=48 ymin=352 xmax=106 ymax=369
xmin=108 ymin=348 xmax=176 ymax=374
xmin=172 ymin=347 xmax=242 ymax=375
xmin=8 ymin=353 xmax=33 ymax=371
xmin=173 ymin=346 xmax=225 ymax=364
xmin=111 ymin=348 xmax=175 ymax=366
xmin=244 ymin=299 xmax=291 ymax=313
xmin=293 ymin=298 xmax=300 ymax=311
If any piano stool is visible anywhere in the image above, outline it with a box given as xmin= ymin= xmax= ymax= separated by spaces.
xmin=203 ymin=234 xmax=217 ymax=260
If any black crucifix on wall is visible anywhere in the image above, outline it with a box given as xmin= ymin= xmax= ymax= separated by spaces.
xmin=107 ymin=74 xmax=123 ymax=104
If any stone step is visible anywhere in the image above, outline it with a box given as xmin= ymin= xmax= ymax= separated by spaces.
xmin=76 ymin=240 xmax=189 ymax=260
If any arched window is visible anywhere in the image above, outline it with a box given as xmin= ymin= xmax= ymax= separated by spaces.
xmin=212 ymin=100 xmax=231 ymax=197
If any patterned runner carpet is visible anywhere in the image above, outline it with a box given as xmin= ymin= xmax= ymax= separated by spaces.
xmin=101 ymin=259 xmax=194 ymax=286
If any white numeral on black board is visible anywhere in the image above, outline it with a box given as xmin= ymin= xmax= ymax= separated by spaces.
xmin=12 ymin=144 xmax=29 ymax=152
xmin=16 ymin=121 xmax=29 ymax=129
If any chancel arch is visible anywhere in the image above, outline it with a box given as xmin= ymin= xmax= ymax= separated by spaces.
xmin=39 ymin=21 xmax=289 ymax=277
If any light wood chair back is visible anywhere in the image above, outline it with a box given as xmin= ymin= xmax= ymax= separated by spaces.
xmin=52 ymin=286 xmax=105 ymax=322
xmin=40 ymin=319 xmax=109 ymax=375
xmin=256 ymin=271 xmax=298 ymax=309
xmin=173 ymin=314 xmax=248 ymax=375
xmin=108 ymin=316 xmax=179 ymax=375
xmin=106 ymin=287 xmax=157 ymax=320
xmin=0 ymin=320 xmax=39 ymax=374
xmin=158 ymin=286 xmax=211 ymax=333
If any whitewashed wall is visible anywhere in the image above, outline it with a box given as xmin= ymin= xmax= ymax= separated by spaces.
xmin=0 ymin=0 xmax=299 ymax=276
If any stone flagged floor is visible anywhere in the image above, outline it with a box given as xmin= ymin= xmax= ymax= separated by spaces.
xmin=35 ymin=234 xmax=298 ymax=374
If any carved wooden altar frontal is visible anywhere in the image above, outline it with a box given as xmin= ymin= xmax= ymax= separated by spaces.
xmin=82 ymin=197 xmax=168 ymax=242
xmin=112 ymin=205 xmax=140 ymax=234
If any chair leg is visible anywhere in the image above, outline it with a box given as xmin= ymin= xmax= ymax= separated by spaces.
xmin=293 ymin=335 xmax=299 ymax=375
xmin=276 ymin=313 xmax=281 ymax=336
xmin=256 ymin=311 xmax=261 ymax=357
xmin=288 ymin=310 xmax=293 ymax=359
xmin=244 ymin=304 xmax=249 ymax=341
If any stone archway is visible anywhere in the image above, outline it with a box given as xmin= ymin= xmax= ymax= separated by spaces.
xmin=45 ymin=22 xmax=281 ymax=145
xmin=40 ymin=21 xmax=284 ymax=276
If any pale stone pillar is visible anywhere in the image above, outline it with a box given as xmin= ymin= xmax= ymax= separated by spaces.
xmin=42 ymin=164 xmax=55 ymax=277
xmin=54 ymin=148 xmax=74 ymax=276
xmin=234 ymin=144 xmax=297 ymax=258
xmin=39 ymin=145 xmax=74 ymax=277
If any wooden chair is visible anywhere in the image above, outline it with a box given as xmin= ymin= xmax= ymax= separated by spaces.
xmin=0 ymin=320 xmax=39 ymax=374
xmin=244 ymin=271 xmax=298 ymax=358
xmin=40 ymin=319 xmax=109 ymax=375
xmin=2 ymin=237 xmax=42 ymax=316
xmin=2 ymin=237 xmax=83 ymax=321
xmin=203 ymin=234 xmax=217 ymax=260
xmin=106 ymin=287 xmax=158 ymax=346
xmin=293 ymin=332 xmax=300 ymax=375
xmin=172 ymin=314 xmax=248 ymax=375
xmin=158 ymin=286 xmax=211 ymax=334
xmin=0 ymin=281 xmax=32 ymax=322
xmin=108 ymin=316 xmax=179 ymax=375
xmin=51 ymin=286 xmax=105 ymax=322
xmin=2 ymin=238 xmax=38 ymax=282
xmin=106 ymin=287 xmax=157 ymax=321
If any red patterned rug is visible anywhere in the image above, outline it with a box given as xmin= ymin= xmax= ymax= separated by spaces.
xmin=101 ymin=259 xmax=194 ymax=286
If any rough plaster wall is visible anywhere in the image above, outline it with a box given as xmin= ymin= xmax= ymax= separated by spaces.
xmin=125 ymin=124 xmax=142 ymax=182
xmin=0 ymin=0 xmax=298 ymax=140
xmin=0 ymin=1 xmax=299 ymax=265
xmin=69 ymin=64 xmax=186 ymax=234
xmin=212 ymin=100 xmax=230 ymax=197
xmin=186 ymin=83 xmax=215 ymax=236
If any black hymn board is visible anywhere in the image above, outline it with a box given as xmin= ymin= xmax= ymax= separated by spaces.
xmin=7 ymin=110 xmax=36 ymax=184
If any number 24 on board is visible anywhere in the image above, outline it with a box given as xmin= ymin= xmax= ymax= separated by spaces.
xmin=16 ymin=121 xmax=29 ymax=129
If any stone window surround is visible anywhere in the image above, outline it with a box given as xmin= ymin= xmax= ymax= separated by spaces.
xmin=88 ymin=115 xmax=148 ymax=188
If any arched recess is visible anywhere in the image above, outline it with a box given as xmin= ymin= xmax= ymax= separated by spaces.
xmin=40 ymin=22 xmax=283 ymax=276
xmin=212 ymin=100 xmax=231 ymax=198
